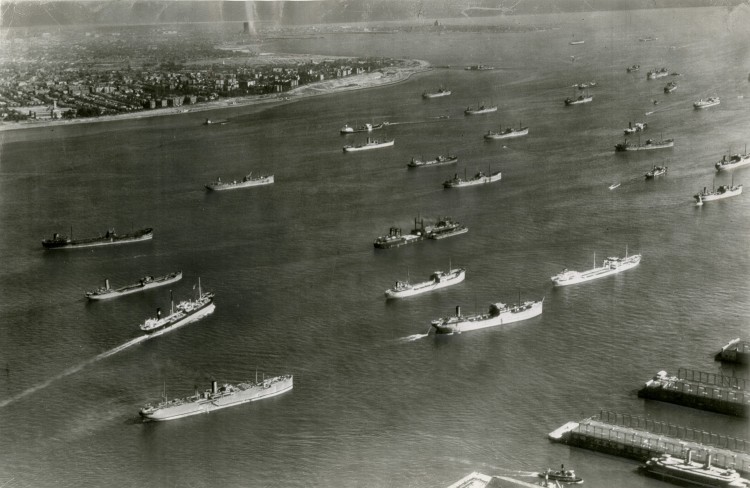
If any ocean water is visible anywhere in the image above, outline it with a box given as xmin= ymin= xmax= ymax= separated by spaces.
xmin=0 ymin=7 xmax=749 ymax=488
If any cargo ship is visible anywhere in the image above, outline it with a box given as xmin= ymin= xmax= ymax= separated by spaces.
xmin=645 ymin=166 xmax=668 ymax=178
xmin=551 ymin=250 xmax=641 ymax=286
xmin=408 ymin=155 xmax=458 ymax=168
xmin=424 ymin=217 xmax=468 ymax=240
xmin=42 ymin=227 xmax=153 ymax=250
xmin=385 ymin=267 xmax=465 ymax=299
xmin=205 ymin=173 xmax=274 ymax=191
xmin=140 ymin=375 xmax=293 ymax=421
xmin=343 ymin=137 xmax=394 ymax=152
xmin=431 ymin=296 xmax=543 ymax=334
xmin=443 ymin=169 xmax=502 ymax=188
xmin=464 ymin=104 xmax=497 ymax=115
xmin=640 ymin=452 xmax=750 ymax=487
xmin=694 ymin=97 xmax=720 ymax=109
xmin=615 ymin=137 xmax=674 ymax=151
xmin=715 ymin=150 xmax=750 ymax=171
xmin=139 ymin=282 xmax=215 ymax=338
xmin=484 ymin=125 xmax=529 ymax=140
xmin=85 ymin=272 xmax=182 ymax=301
xmin=647 ymin=68 xmax=670 ymax=80
xmin=422 ymin=87 xmax=451 ymax=99
xmin=564 ymin=94 xmax=593 ymax=105
xmin=694 ymin=183 xmax=743 ymax=204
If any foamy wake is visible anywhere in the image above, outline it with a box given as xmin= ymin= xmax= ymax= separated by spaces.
xmin=0 ymin=335 xmax=148 ymax=409
xmin=398 ymin=333 xmax=429 ymax=342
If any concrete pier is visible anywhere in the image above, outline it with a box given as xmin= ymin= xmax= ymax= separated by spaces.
xmin=548 ymin=411 xmax=750 ymax=476
xmin=638 ymin=369 xmax=749 ymax=417
xmin=716 ymin=338 xmax=750 ymax=365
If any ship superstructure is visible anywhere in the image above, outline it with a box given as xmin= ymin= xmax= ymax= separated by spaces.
xmin=431 ymin=297 xmax=543 ymax=334
xmin=206 ymin=173 xmax=274 ymax=191
xmin=86 ymin=272 xmax=182 ymax=300
xmin=385 ymin=267 xmax=465 ymax=299
xmin=551 ymin=250 xmax=641 ymax=286
xmin=139 ymin=283 xmax=215 ymax=338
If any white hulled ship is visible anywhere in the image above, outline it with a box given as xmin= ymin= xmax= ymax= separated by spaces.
xmin=464 ymin=104 xmax=497 ymax=115
xmin=615 ymin=138 xmax=674 ymax=151
xmin=694 ymin=183 xmax=743 ymax=203
xmin=205 ymin=173 xmax=274 ymax=191
xmin=443 ymin=170 xmax=502 ymax=188
xmin=484 ymin=125 xmax=529 ymax=140
xmin=431 ymin=297 xmax=543 ymax=334
xmin=86 ymin=272 xmax=182 ymax=300
xmin=645 ymin=166 xmax=668 ymax=178
xmin=551 ymin=250 xmax=641 ymax=286
xmin=385 ymin=267 xmax=465 ymax=299
xmin=140 ymin=375 xmax=293 ymax=421
xmin=422 ymin=87 xmax=452 ymax=99
xmin=694 ymin=97 xmax=720 ymax=109
xmin=715 ymin=151 xmax=750 ymax=172
xmin=139 ymin=282 xmax=215 ymax=338
xmin=343 ymin=137 xmax=394 ymax=152
xmin=408 ymin=155 xmax=458 ymax=168
xmin=640 ymin=452 xmax=749 ymax=488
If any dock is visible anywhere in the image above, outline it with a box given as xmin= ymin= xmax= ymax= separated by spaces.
xmin=549 ymin=410 xmax=750 ymax=476
xmin=716 ymin=338 xmax=750 ymax=365
xmin=446 ymin=472 xmax=544 ymax=488
xmin=638 ymin=368 xmax=749 ymax=417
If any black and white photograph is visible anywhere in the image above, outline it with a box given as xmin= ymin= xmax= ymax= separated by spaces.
xmin=0 ymin=0 xmax=748 ymax=486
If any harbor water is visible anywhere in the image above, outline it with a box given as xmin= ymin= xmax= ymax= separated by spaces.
xmin=0 ymin=7 xmax=748 ymax=488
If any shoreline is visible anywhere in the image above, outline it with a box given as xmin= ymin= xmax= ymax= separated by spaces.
xmin=0 ymin=59 xmax=432 ymax=133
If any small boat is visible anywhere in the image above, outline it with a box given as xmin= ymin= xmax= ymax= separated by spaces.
xmin=624 ymin=122 xmax=647 ymax=134
xmin=465 ymin=65 xmax=495 ymax=71
xmin=694 ymin=97 xmax=720 ymax=109
xmin=538 ymin=466 xmax=584 ymax=484
xmin=343 ymin=137 xmax=395 ymax=152
xmin=340 ymin=122 xmax=390 ymax=134
xmin=408 ymin=154 xmax=458 ymax=168
xmin=464 ymin=103 xmax=497 ymax=115
xmin=569 ymin=40 xmax=585 ymax=45
xmin=647 ymin=68 xmax=669 ymax=80
xmin=664 ymin=81 xmax=678 ymax=93
xmin=484 ymin=124 xmax=529 ymax=140
xmin=609 ymin=182 xmax=621 ymax=190
xmin=422 ymin=87 xmax=451 ymax=99
xmin=645 ymin=165 xmax=668 ymax=178
xmin=626 ymin=64 xmax=641 ymax=72
xmin=564 ymin=94 xmax=592 ymax=105
xmin=576 ymin=81 xmax=597 ymax=89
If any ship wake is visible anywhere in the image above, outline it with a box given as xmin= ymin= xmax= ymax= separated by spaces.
xmin=0 ymin=335 xmax=148 ymax=409
xmin=398 ymin=332 xmax=430 ymax=342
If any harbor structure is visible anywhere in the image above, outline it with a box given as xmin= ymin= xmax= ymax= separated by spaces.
xmin=638 ymin=369 xmax=748 ymax=417
xmin=548 ymin=410 xmax=750 ymax=476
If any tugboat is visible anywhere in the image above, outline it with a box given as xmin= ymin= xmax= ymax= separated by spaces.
xmin=464 ymin=103 xmax=497 ymax=115
xmin=430 ymin=294 xmax=543 ymax=334
xmin=373 ymin=220 xmax=426 ymax=249
xmin=576 ymin=81 xmax=597 ymax=89
xmin=422 ymin=87 xmax=452 ymax=99
xmin=647 ymin=67 xmax=669 ymax=80
xmin=538 ymin=466 xmax=584 ymax=484
xmin=615 ymin=137 xmax=674 ymax=151
xmin=645 ymin=165 xmax=668 ymax=178
xmin=443 ymin=167 xmax=502 ymax=188
xmin=42 ymin=227 xmax=153 ymax=250
xmin=694 ymin=97 xmax=720 ymax=109
xmin=484 ymin=124 xmax=529 ymax=140
xmin=385 ymin=266 xmax=466 ymax=299
xmin=664 ymin=81 xmax=678 ymax=93
xmin=343 ymin=137 xmax=395 ymax=152
xmin=408 ymin=154 xmax=458 ymax=168
xmin=564 ymin=93 xmax=593 ymax=105
xmin=624 ymin=122 xmax=647 ymax=134
xmin=205 ymin=173 xmax=274 ymax=191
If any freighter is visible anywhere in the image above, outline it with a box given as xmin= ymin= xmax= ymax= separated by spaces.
xmin=139 ymin=282 xmax=215 ymax=338
xmin=339 ymin=122 xmax=389 ymax=134
xmin=140 ymin=375 xmax=293 ymax=421
xmin=422 ymin=87 xmax=452 ymax=99
xmin=85 ymin=272 xmax=182 ymax=300
xmin=640 ymin=452 xmax=749 ymax=488
xmin=615 ymin=138 xmax=674 ymax=151
xmin=431 ymin=297 xmax=543 ymax=334
xmin=715 ymin=151 xmax=750 ymax=171
xmin=408 ymin=155 xmax=458 ymax=168
xmin=647 ymin=68 xmax=669 ymax=80
xmin=464 ymin=104 xmax=497 ymax=115
xmin=443 ymin=169 xmax=502 ymax=188
xmin=205 ymin=173 xmax=274 ymax=191
xmin=694 ymin=97 xmax=720 ymax=109
xmin=385 ymin=267 xmax=466 ymax=299
xmin=42 ymin=227 xmax=153 ymax=250
xmin=484 ymin=125 xmax=529 ymax=140
xmin=564 ymin=94 xmax=593 ymax=105
xmin=694 ymin=183 xmax=743 ymax=204
xmin=343 ymin=137 xmax=394 ymax=152
xmin=645 ymin=166 xmax=668 ymax=179
xmin=424 ymin=217 xmax=468 ymax=240
xmin=551 ymin=250 xmax=641 ymax=286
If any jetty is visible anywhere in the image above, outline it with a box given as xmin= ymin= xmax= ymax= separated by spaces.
xmin=638 ymin=368 xmax=748 ymax=417
xmin=549 ymin=410 xmax=750 ymax=476
xmin=715 ymin=338 xmax=750 ymax=365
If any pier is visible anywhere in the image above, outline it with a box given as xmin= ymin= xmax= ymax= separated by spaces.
xmin=446 ymin=472 xmax=542 ymax=488
xmin=549 ymin=411 xmax=750 ymax=476
xmin=638 ymin=368 xmax=749 ymax=417
xmin=716 ymin=338 xmax=750 ymax=365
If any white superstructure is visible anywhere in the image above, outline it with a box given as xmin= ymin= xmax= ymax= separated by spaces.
xmin=551 ymin=251 xmax=641 ymax=286
xmin=431 ymin=298 xmax=543 ymax=334
xmin=385 ymin=267 xmax=465 ymax=299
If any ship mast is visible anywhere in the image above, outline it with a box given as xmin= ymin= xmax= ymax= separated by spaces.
xmin=170 ymin=290 xmax=174 ymax=315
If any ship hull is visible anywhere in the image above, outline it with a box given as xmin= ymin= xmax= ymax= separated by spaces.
xmin=373 ymin=235 xmax=424 ymax=249
xmin=694 ymin=102 xmax=720 ymax=109
xmin=639 ymin=456 xmax=747 ymax=488
xmin=385 ymin=270 xmax=465 ymax=299
xmin=616 ymin=141 xmax=674 ymax=151
xmin=484 ymin=128 xmax=528 ymax=139
xmin=551 ymin=257 xmax=640 ymax=286
xmin=696 ymin=187 xmax=743 ymax=202
xmin=444 ymin=172 xmax=502 ymax=188
xmin=464 ymin=108 xmax=497 ymax=115
xmin=429 ymin=227 xmax=468 ymax=240
xmin=141 ymin=377 xmax=293 ymax=421
xmin=432 ymin=300 xmax=543 ymax=334
xmin=86 ymin=272 xmax=183 ymax=300
xmin=343 ymin=141 xmax=394 ymax=152
xmin=142 ymin=301 xmax=215 ymax=338
xmin=716 ymin=157 xmax=750 ymax=171
xmin=408 ymin=157 xmax=458 ymax=168
xmin=423 ymin=92 xmax=451 ymax=98
xmin=206 ymin=176 xmax=274 ymax=191
xmin=42 ymin=229 xmax=153 ymax=249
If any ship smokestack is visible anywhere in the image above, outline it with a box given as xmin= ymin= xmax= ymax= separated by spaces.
xmin=456 ymin=306 xmax=461 ymax=317
xmin=212 ymin=380 xmax=218 ymax=395
xmin=705 ymin=453 xmax=712 ymax=469
xmin=686 ymin=449 xmax=692 ymax=465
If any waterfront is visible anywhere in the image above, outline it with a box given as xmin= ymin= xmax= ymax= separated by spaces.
xmin=1 ymin=7 xmax=749 ymax=488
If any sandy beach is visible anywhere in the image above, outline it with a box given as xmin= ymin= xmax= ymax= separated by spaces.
xmin=0 ymin=58 xmax=431 ymax=133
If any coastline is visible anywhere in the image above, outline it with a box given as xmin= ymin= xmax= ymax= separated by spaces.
xmin=0 ymin=58 xmax=432 ymax=133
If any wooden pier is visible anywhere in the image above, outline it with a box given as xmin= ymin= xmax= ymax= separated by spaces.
xmin=549 ymin=410 xmax=750 ymax=476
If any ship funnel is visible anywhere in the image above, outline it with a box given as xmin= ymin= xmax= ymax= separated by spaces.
xmin=456 ymin=306 xmax=461 ymax=317
xmin=705 ymin=453 xmax=712 ymax=469
xmin=212 ymin=380 xmax=218 ymax=395
xmin=686 ymin=449 xmax=692 ymax=465
xmin=105 ymin=279 xmax=110 ymax=289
